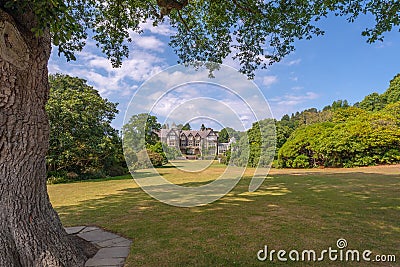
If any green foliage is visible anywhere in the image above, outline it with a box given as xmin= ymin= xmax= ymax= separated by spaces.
xmin=218 ymin=127 xmax=240 ymax=143
xmin=122 ymin=113 xmax=161 ymax=153
xmin=163 ymin=145 xmax=182 ymax=160
xmin=275 ymin=121 xmax=294 ymax=151
xmin=218 ymin=154 xmax=228 ymax=165
xmin=323 ymin=99 xmax=350 ymax=111
xmin=383 ymin=102 xmax=400 ymax=122
xmin=46 ymin=74 xmax=126 ymax=180
xmin=278 ymin=108 xmax=400 ymax=168
xmin=2 ymin=1 xmax=398 ymax=76
xmin=229 ymin=119 xmax=275 ymax=168
xmin=132 ymin=148 xmax=164 ymax=169
xmin=357 ymin=74 xmax=400 ymax=111
xmin=218 ymin=128 xmax=230 ymax=143
xmin=358 ymin=92 xmax=386 ymax=111
xmin=277 ymin=75 xmax=400 ymax=169
xmin=292 ymin=155 xmax=310 ymax=168
xmin=181 ymin=123 xmax=191 ymax=130
xmin=332 ymin=107 xmax=368 ymax=123
xmin=123 ymin=115 xmax=167 ymax=170
xmin=147 ymin=150 xmax=165 ymax=167
xmin=147 ymin=142 xmax=168 ymax=164
xmin=382 ymin=74 xmax=400 ymax=104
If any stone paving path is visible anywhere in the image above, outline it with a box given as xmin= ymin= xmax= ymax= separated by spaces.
xmin=65 ymin=226 xmax=132 ymax=267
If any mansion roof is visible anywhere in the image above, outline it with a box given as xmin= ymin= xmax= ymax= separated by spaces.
xmin=157 ymin=128 xmax=218 ymax=139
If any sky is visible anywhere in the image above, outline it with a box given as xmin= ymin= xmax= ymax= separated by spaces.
xmin=48 ymin=13 xmax=400 ymax=131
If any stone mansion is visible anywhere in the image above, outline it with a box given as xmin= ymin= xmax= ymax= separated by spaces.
xmin=157 ymin=125 xmax=220 ymax=158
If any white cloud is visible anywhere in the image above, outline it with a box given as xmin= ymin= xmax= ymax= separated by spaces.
xmin=291 ymin=86 xmax=304 ymax=91
xmin=271 ymin=91 xmax=319 ymax=106
xmin=286 ymin=59 xmax=301 ymax=66
xmin=263 ymin=75 xmax=278 ymax=87
xmin=139 ymin=20 xmax=176 ymax=36
xmin=49 ymin=45 xmax=167 ymax=97
xmin=132 ymin=36 xmax=165 ymax=52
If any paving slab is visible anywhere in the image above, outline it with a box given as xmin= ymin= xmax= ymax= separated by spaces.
xmin=65 ymin=226 xmax=132 ymax=267
xmin=109 ymin=240 xmax=132 ymax=247
xmin=85 ymin=257 xmax=125 ymax=267
xmin=94 ymin=247 xmax=130 ymax=259
xmin=78 ymin=229 xmax=121 ymax=242
xmin=95 ymin=237 xmax=132 ymax=248
xmin=65 ymin=226 xmax=86 ymax=235
xmin=80 ymin=226 xmax=100 ymax=233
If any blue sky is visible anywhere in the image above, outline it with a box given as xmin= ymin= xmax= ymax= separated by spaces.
xmin=49 ymin=13 xmax=400 ymax=130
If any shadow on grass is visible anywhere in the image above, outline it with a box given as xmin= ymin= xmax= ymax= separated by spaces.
xmin=53 ymin=170 xmax=400 ymax=266
xmin=55 ymin=170 xmax=400 ymax=223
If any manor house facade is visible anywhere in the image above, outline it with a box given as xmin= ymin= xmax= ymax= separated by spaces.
xmin=157 ymin=125 xmax=218 ymax=158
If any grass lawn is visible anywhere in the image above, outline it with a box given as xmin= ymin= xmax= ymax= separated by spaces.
xmin=48 ymin=163 xmax=400 ymax=266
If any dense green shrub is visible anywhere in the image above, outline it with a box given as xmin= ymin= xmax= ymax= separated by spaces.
xmin=292 ymin=155 xmax=310 ymax=168
xmin=147 ymin=150 xmax=164 ymax=167
xmin=278 ymin=109 xmax=400 ymax=168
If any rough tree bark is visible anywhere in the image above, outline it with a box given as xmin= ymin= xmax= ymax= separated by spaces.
xmin=0 ymin=8 xmax=86 ymax=267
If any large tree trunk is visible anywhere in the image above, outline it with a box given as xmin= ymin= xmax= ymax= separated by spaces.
xmin=0 ymin=8 xmax=86 ymax=267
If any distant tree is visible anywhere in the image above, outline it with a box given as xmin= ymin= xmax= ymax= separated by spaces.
xmin=281 ymin=114 xmax=290 ymax=122
xmin=291 ymin=109 xmax=332 ymax=127
xmin=358 ymin=92 xmax=386 ymax=111
xmin=323 ymin=99 xmax=350 ymax=111
xmin=218 ymin=127 xmax=241 ymax=143
xmin=382 ymin=74 xmax=400 ymax=104
xmin=275 ymin=122 xmax=293 ymax=151
xmin=356 ymin=74 xmax=400 ymax=111
xmin=46 ymin=74 xmax=123 ymax=178
xmin=218 ymin=128 xmax=230 ymax=143
xmin=122 ymin=113 xmax=161 ymax=153
xmin=122 ymin=114 xmax=172 ymax=170
xmin=200 ymin=124 xmax=206 ymax=131
xmin=182 ymin=123 xmax=192 ymax=130
xmin=230 ymin=119 xmax=275 ymax=167
xmin=332 ymin=107 xmax=368 ymax=123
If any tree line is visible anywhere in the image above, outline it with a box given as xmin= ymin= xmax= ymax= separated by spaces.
xmin=47 ymin=73 xmax=400 ymax=180
xmin=229 ymin=74 xmax=400 ymax=168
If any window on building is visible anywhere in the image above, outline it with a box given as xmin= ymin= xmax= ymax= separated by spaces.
xmin=195 ymin=136 xmax=201 ymax=146
xmin=180 ymin=136 xmax=187 ymax=146
xmin=188 ymin=135 xmax=194 ymax=146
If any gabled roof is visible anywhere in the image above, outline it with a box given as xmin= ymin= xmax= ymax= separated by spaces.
xmin=156 ymin=128 xmax=219 ymax=139
xmin=157 ymin=128 xmax=180 ymax=138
